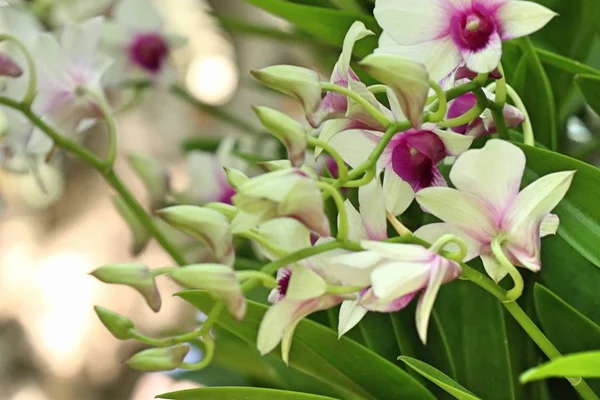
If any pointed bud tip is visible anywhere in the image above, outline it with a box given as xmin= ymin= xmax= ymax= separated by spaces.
xmin=126 ymin=344 xmax=190 ymax=372
xmin=94 ymin=306 xmax=135 ymax=340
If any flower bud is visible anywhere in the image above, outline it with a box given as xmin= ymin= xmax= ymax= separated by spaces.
xmin=224 ymin=167 xmax=248 ymax=190
xmin=169 ymin=264 xmax=246 ymax=320
xmin=232 ymin=169 xmax=330 ymax=236
xmin=91 ymin=264 xmax=161 ymax=312
xmin=157 ymin=206 xmax=234 ymax=265
xmin=0 ymin=52 xmax=23 ymax=77
xmin=112 ymin=196 xmax=151 ymax=256
xmin=251 ymin=66 xmax=322 ymax=121
xmin=204 ymin=202 xmax=237 ymax=219
xmin=360 ymin=54 xmax=429 ymax=128
xmin=252 ymin=106 xmax=307 ymax=167
xmin=126 ymin=344 xmax=190 ymax=372
xmin=127 ymin=152 xmax=169 ymax=211
xmin=94 ymin=306 xmax=135 ymax=340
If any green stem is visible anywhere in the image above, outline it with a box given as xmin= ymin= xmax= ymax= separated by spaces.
xmin=320 ymin=82 xmax=391 ymax=128
xmin=342 ymin=167 xmax=376 ymax=188
xmin=429 ymin=234 xmax=468 ymax=262
xmin=236 ymin=270 xmax=277 ymax=288
xmin=438 ymin=103 xmax=485 ymax=128
xmin=491 ymin=237 xmax=524 ymax=302
xmin=82 ymin=87 xmax=118 ymax=165
xmin=317 ymin=181 xmax=348 ymax=241
xmin=495 ymin=64 xmax=507 ymax=107
xmin=180 ymin=334 xmax=215 ymax=370
xmin=236 ymin=230 xmax=288 ymax=258
xmin=308 ymin=136 xmax=349 ymax=182
xmin=368 ymin=84 xmax=388 ymax=94
xmin=487 ymin=98 xmax=510 ymax=140
xmin=426 ymin=79 xmax=448 ymax=123
xmin=0 ymin=34 xmax=37 ymax=107
xmin=505 ymin=84 xmax=534 ymax=146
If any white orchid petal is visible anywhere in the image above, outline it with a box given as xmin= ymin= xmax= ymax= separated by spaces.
xmin=361 ymin=241 xmax=434 ymax=263
xmin=328 ymin=129 xmax=380 ymax=168
xmin=370 ymin=260 xmax=429 ymax=301
xmin=461 ymin=31 xmax=502 ymax=74
xmin=434 ymin=129 xmax=474 ymax=156
xmin=496 ymin=1 xmax=557 ymax=41
xmin=383 ymin=167 xmax=415 ymax=216
xmin=416 ymin=187 xmax=496 ymax=243
xmin=374 ymin=0 xmax=450 ymax=46
xmin=115 ymin=0 xmax=163 ymax=30
xmin=338 ymin=299 xmax=368 ymax=338
xmin=316 ymin=119 xmax=353 ymax=158
xmin=415 ymin=259 xmax=447 ymax=344
xmin=257 ymin=218 xmax=312 ymax=259
xmin=359 ymin=178 xmax=388 ymax=240
xmin=540 ymin=214 xmax=560 ymax=237
xmin=338 ymin=21 xmax=374 ymax=74
xmin=481 ymin=253 xmax=509 ymax=283
xmin=344 ymin=199 xmax=369 ymax=242
xmin=285 ymin=266 xmax=327 ymax=301
xmin=450 ymin=139 xmax=525 ymax=217
xmin=257 ymin=300 xmax=296 ymax=356
xmin=414 ymin=223 xmax=481 ymax=261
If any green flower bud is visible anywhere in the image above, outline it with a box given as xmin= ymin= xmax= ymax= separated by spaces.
xmin=94 ymin=306 xmax=135 ymax=340
xmin=224 ymin=167 xmax=249 ymax=190
xmin=127 ymin=152 xmax=169 ymax=211
xmin=126 ymin=344 xmax=189 ymax=372
xmin=91 ymin=263 xmax=161 ymax=312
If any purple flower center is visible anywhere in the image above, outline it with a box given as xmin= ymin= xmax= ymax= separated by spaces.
xmin=129 ymin=33 xmax=169 ymax=73
xmin=450 ymin=7 xmax=495 ymax=51
xmin=277 ymin=268 xmax=292 ymax=297
xmin=217 ymin=185 xmax=236 ymax=205
xmin=391 ymin=130 xmax=446 ymax=191
xmin=447 ymin=93 xmax=478 ymax=134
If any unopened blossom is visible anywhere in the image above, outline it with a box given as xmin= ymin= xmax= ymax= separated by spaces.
xmin=447 ymin=91 xmax=525 ymax=138
xmin=332 ymin=241 xmax=461 ymax=342
xmin=375 ymin=0 xmax=557 ymax=82
xmin=416 ymin=139 xmax=574 ymax=282
xmin=102 ymin=0 xmax=185 ymax=84
xmin=169 ymin=264 xmax=246 ymax=320
xmin=253 ymin=106 xmax=307 ymax=167
xmin=231 ymin=168 xmax=330 ymax=236
xmin=35 ymin=17 xmax=113 ymax=135
xmin=0 ymin=8 xmax=53 ymax=169
xmin=257 ymin=264 xmax=349 ymax=363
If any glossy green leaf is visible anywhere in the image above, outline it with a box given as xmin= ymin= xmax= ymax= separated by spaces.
xmin=358 ymin=312 xmax=401 ymax=363
xmin=576 ymin=74 xmax=600 ymax=115
xmin=243 ymin=0 xmax=379 ymax=57
xmin=520 ymin=352 xmax=600 ymax=383
xmin=434 ymin=278 xmax=519 ymax=400
xmin=518 ymin=143 xmax=600 ymax=269
xmin=178 ymin=291 xmax=435 ymax=400
xmin=158 ymin=387 xmax=339 ymax=400
xmin=399 ymin=357 xmax=481 ymax=400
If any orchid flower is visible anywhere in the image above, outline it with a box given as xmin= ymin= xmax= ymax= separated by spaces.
xmin=231 ymin=168 xmax=330 ymax=237
xmin=257 ymin=263 xmax=350 ymax=363
xmin=102 ymin=0 xmax=185 ymax=84
xmin=447 ymin=91 xmax=525 ymax=138
xmin=332 ymin=241 xmax=461 ymax=343
xmin=374 ymin=0 xmax=557 ymax=83
xmin=185 ymin=137 xmax=245 ymax=205
xmin=0 ymin=8 xmax=53 ymax=170
xmin=34 ymin=17 xmax=113 ymax=135
xmin=416 ymin=139 xmax=574 ymax=282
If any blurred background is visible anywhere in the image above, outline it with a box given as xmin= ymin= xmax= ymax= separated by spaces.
xmin=0 ymin=0 xmax=313 ymax=398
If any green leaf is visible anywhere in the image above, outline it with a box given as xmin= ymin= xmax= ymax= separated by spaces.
xmin=177 ymin=291 xmax=435 ymax=400
xmin=536 ymin=48 xmax=600 ymax=76
xmin=158 ymin=387 xmax=340 ymax=400
xmin=399 ymin=357 xmax=481 ymax=400
xmin=520 ymin=352 xmax=600 ymax=383
xmin=358 ymin=312 xmax=401 ymax=362
xmin=243 ymin=0 xmax=380 ymax=58
xmin=576 ymin=74 xmax=600 ymax=115
xmin=517 ymin=143 xmax=600 ymax=269
xmin=534 ymin=284 xmax=600 ymax=395
xmin=434 ymin=278 xmax=519 ymax=400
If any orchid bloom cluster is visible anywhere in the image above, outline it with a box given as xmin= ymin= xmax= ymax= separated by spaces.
xmin=0 ymin=0 xmax=575 ymax=375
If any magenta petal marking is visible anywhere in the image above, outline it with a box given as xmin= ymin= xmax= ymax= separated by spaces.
xmin=450 ymin=4 xmax=497 ymax=52
xmin=129 ymin=33 xmax=169 ymax=73
xmin=447 ymin=93 xmax=478 ymax=134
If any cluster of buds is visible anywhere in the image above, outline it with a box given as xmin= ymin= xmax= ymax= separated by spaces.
xmin=88 ymin=0 xmax=574 ymax=370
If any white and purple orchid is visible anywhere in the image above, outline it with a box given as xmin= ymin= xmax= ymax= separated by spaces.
xmin=374 ymin=0 xmax=557 ymax=83
xmin=332 ymin=241 xmax=461 ymax=343
xmin=102 ymin=0 xmax=185 ymax=84
xmin=416 ymin=139 xmax=574 ymax=282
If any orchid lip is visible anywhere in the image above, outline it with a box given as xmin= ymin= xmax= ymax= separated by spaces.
xmin=450 ymin=5 xmax=496 ymax=52
xmin=129 ymin=33 xmax=169 ymax=73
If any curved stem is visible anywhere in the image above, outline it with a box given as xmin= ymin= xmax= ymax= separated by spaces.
xmin=0 ymin=34 xmax=37 ymax=107
xmin=82 ymin=87 xmax=118 ymax=165
xmin=320 ymin=82 xmax=391 ymax=128
xmin=438 ymin=103 xmax=485 ymax=128
xmin=429 ymin=234 xmax=468 ymax=262
xmin=506 ymin=85 xmax=534 ymax=146
xmin=236 ymin=230 xmax=288 ymax=258
xmin=342 ymin=167 xmax=376 ymax=188
xmin=386 ymin=211 xmax=412 ymax=236
xmin=236 ymin=270 xmax=278 ymax=289
xmin=490 ymin=236 xmax=524 ymax=302
xmin=368 ymin=84 xmax=388 ymax=94
xmin=308 ymin=136 xmax=348 ymax=182
xmin=426 ymin=79 xmax=448 ymax=123
xmin=495 ymin=63 xmax=507 ymax=107
xmin=180 ymin=334 xmax=215 ymax=371
xmin=317 ymin=181 xmax=348 ymax=242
